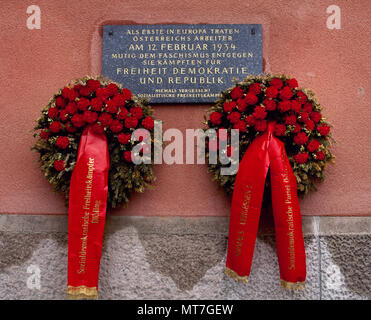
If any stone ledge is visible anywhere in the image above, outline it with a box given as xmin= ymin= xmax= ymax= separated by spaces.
xmin=1 ymin=231 xmax=369 ymax=299
xmin=0 ymin=214 xmax=370 ymax=235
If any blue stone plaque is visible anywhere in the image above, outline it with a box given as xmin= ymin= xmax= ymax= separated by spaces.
xmin=102 ymin=24 xmax=262 ymax=103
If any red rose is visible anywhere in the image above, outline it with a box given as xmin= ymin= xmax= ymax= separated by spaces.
xmin=303 ymin=102 xmax=313 ymax=113
xmin=223 ymin=101 xmax=235 ymax=113
xmin=49 ymin=121 xmax=62 ymax=133
xmin=265 ymin=86 xmax=278 ymax=98
xmin=73 ymin=84 xmax=83 ymax=94
xmin=229 ymin=101 xmax=237 ymax=109
xmin=236 ymin=98 xmax=248 ymax=112
xmin=96 ymin=87 xmax=110 ymax=100
xmin=40 ymin=130 xmax=50 ymax=140
xmin=106 ymin=83 xmax=119 ymax=97
xmin=65 ymin=102 xmax=77 ymax=115
xmin=86 ymin=79 xmax=101 ymax=90
xmin=297 ymin=91 xmax=308 ymax=104
xmin=293 ymin=152 xmax=309 ymax=164
xmin=55 ymin=96 xmax=67 ymax=108
xmin=286 ymin=78 xmax=299 ymax=88
xmin=124 ymin=116 xmax=139 ymax=129
xmin=142 ymin=116 xmax=155 ymax=130
xmin=310 ymin=111 xmax=322 ymax=123
xmin=71 ymin=114 xmax=85 ymax=128
xmin=291 ymin=100 xmax=301 ymax=113
xmin=53 ymin=160 xmax=65 ymax=171
xmin=305 ymin=119 xmax=315 ymax=131
xmin=263 ymin=99 xmax=276 ymax=111
xmin=233 ymin=120 xmax=247 ymax=132
xmin=92 ymin=123 xmax=105 ymax=134
xmin=253 ymin=106 xmax=267 ymax=120
xmin=130 ymin=106 xmax=143 ymax=119
xmin=299 ymin=111 xmax=310 ymax=122
xmin=98 ymin=113 xmax=113 ymax=127
xmin=91 ymin=97 xmax=103 ymax=112
xmin=255 ymin=120 xmax=267 ymax=132
xmin=315 ymin=151 xmax=325 ymax=161
xmin=83 ymin=111 xmax=98 ymax=124
xmin=62 ymin=87 xmax=77 ymax=101
xmin=274 ymin=124 xmax=286 ymax=136
xmin=110 ymin=120 xmax=124 ymax=133
xmin=307 ymin=139 xmax=321 ymax=152
xmin=118 ymin=132 xmax=131 ymax=144
xmin=77 ymin=98 xmax=90 ymax=111
xmin=55 ymin=136 xmax=69 ymax=149
xmin=270 ymin=78 xmax=283 ymax=88
xmin=245 ymin=115 xmax=256 ymax=126
xmin=285 ymin=114 xmax=297 ymax=125
xmin=210 ymin=112 xmax=223 ymax=125
xmin=294 ymin=132 xmax=309 ymax=145
xmin=227 ymin=111 xmax=241 ymax=124
xmin=244 ymin=93 xmax=258 ymax=106
xmin=124 ymin=150 xmax=133 ymax=162
xmin=121 ymin=88 xmax=132 ymax=101
xmin=317 ymin=124 xmax=330 ymax=136
xmin=68 ymin=88 xmax=78 ymax=101
xmin=230 ymin=86 xmax=244 ymax=100
xmin=59 ymin=110 xmax=69 ymax=122
xmin=278 ymin=101 xmax=291 ymax=113
xmin=292 ymin=123 xmax=301 ymax=133
xmin=105 ymin=99 xmax=118 ymax=114
xmin=117 ymin=108 xmax=129 ymax=120
xmin=48 ymin=107 xmax=59 ymax=119
xmin=113 ymin=94 xmax=127 ymax=107
xmin=248 ymin=83 xmax=262 ymax=95
xmin=65 ymin=122 xmax=77 ymax=133
xmin=79 ymin=86 xmax=94 ymax=97
xmin=279 ymin=86 xmax=293 ymax=100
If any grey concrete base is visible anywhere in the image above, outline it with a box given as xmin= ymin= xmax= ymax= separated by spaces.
xmin=0 ymin=215 xmax=370 ymax=300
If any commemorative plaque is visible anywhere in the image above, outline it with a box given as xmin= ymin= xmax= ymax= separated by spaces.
xmin=102 ymin=24 xmax=262 ymax=103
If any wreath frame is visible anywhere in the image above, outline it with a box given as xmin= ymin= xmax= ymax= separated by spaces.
xmin=32 ymin=76 xmax=157 ymax=209
xmin=204 ymin=74 xmax=335 ymax=197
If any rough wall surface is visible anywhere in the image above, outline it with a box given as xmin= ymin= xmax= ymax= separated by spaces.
xmin=0 ymin=0 xmax=370 ymax=216
xmin=0 ymin=215 xmax=370 ymax=300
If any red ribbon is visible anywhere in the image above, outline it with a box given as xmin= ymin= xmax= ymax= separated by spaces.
xmin=67 ymin=125 xmax=109 ymax=298
xmin=225 ymin=122 xmax=306 ymax=289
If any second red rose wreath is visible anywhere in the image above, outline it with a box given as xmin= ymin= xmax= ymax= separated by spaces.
xmin=205 ymin=74 xmax=335 ymax=289
xmin=206 ymin=74 xmax=334 ymax=196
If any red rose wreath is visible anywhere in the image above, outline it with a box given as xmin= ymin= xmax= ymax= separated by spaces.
xmin=32 ymin=76 xmax=157 ymax=298
xmin=205 ymin=74 xmax=334 ymax=289
xmin=33 ymin=76 xmax=156 ymax=209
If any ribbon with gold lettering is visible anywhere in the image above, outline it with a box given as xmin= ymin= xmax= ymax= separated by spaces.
xmin=225 ymin=122 xmax=306 ymax=289
xmin=67 ymin=125 xmax=109 ymax=299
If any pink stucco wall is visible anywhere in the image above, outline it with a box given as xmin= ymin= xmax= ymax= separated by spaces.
xmin=0 ymin=0 xmax=370 ymax=216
